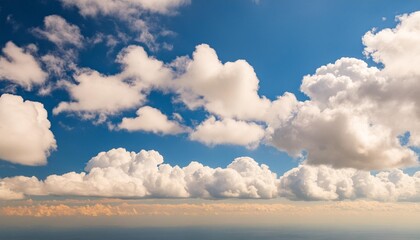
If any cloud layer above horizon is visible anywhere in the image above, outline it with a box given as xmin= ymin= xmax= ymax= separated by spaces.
xmin=2 ymin=2 xmax=420 ymax=203
xmin=1 ymin=147 xmax=420 ymax=202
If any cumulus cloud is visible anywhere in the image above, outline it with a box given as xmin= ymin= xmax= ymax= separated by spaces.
xmin=173 ymin=44 xmax=271 ymax=121
xmin=189 ymin=116 xmax=265 ymax=148
xmin=1 ymin=148 xmax=279 ymax=199
xmin=268 ymin=12 xmax=420 ymax=170
xmin=53 ymin=69 xmax=145 ymax=122
xmin=53 ymin=45 xmax=172 ymax=121
xmin=33 ymin=15 xmax=84 ymax=48
xmin=2 ymin=147 xmax=420 ymax=202
xmin=279 ymin=164 xmax=420 ymax=201
xmin=118 ymin=106 xmax=188 ymax=134
xmin=0 ymin=42 xmax=47 ymax=89
xmin=0 ymin=94 xmax=56 ymax=166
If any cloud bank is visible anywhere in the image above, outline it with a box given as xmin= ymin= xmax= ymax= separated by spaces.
xmin=1 ymin=148 xmax=420 ymax=201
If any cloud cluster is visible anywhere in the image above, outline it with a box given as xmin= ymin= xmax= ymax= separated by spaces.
xmin=51 ymin=11 xmax=420 ymax=164
xmin=0 ymin=94 xmax=56 ymax=166
xmin=0 ymin=42 xmax=47 ymax=89
xmin=1 ymin=148 xmax=279 ymax=199
xmin=2 ymin=147 xmax=420 ymax=202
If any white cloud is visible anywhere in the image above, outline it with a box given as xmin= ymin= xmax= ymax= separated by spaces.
xmin=2 ymin=147 xmax=420 ymax=202
xmin=173 ymin=44 xmax=271 ymax=121
xmin=1 ymin=148 xmax=279 ymax=199
xmin=116 ymin=45 xmax=173 ymax=89
xmin=363 ymin=12 xmax=420 ymax=78
xmin=33 ymin=15 xmax=84 ymax=48
xmin=118 ymin=106 xmax=188 ymax=134
xmin=59 ymin=0 xmax=190 ymax=50
xmin=189 ymin=116 xmax=265 ymax=148
xmin=53 ymin=69 xmax=145 ymax=121
xmin=279 ymin=164 xmax=420 ymax=201
xmin=0 ymin=94 xmax=56 ymax=166
xmin=268 ymin=12 xmax=420 ymax=170
xmin=53 ymin=45 xmax=174 ymax=121
xmin=0 ymin=42 xmax=47 ymax=89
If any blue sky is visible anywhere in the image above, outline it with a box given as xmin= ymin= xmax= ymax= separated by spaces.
xmin=1 ymin=0 xmax=420 ymax=204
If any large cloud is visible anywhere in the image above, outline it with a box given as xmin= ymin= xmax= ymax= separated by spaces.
xmin=268 ymin=13 xmax=420 ymax=170
xmin=2 ymin=148 xmax=420 ymax=202
xmin=1 ymin=148 xmax=279 ymax=199
xmin=0 ymin=42 xmax=47 ymax=89
xmin=0 ymin=94 xmax=56 ymax=166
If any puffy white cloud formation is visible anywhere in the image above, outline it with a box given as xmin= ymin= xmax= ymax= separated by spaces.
xmin=173 ymin=44 xmax=271 ymax=121
xmin=269 ymin=12 xmax=420 ymax=170
xmin=53 ymin=69 xmax=145 ymax=121
xmin=118 ymin=106 xmax=188 ymax=134
xmin=189 ymin=116 xmax=265 ymax=148
xmin=279 ymin=164 xmax=420 ymax=201
xmin=33 ymin=15 xmax=84 ymax=48
xmin=0 ymin=42 xmax=47 ymax=89
xmin=0 ymin=94 xmax=56 ymax=166
xmin=1 ymin=148 xmax=279 ymax=199
xmin=53 ymin=45 xmax=172 ymax=121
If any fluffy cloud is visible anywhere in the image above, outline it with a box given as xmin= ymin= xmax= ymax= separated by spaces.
xmin=33 ymin=15 xmax=84 ymax=48
xmin=268 ymin=12 xmax=420 ymax=170
xmin=173 ymin=44 xmax=271 ymax=121
xmin=279 ymin=164 xmax=420 ymax=201
xmin=2 ymin=147 xmax=420 ymax=202
xmin=118 ymin=106 xmax=188 ymax=134
xmin=0 ymin=42 xmax=47 ymax=89
xmin=116 ymin=45 xmax=173 ymax=89
xmin=1 ymin=148 xmax=279 ymax=199
xmin=53 ymin=69 xmax=145 ymax=121
xmin=0 ymin=94 xmax=56 ymax=166
xmin=53 ymin=45 xmax=171 ymax=121
xmin=189 ymin=116 xmax=265 ymax=148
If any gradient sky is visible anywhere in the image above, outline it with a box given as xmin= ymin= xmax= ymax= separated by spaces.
xmin=1 ymin=0 xmax=420 ymax=231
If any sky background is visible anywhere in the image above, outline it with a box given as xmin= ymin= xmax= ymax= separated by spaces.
xmin=1 ymin=0 xmax=420 ymax=233
xmin=1 ymin=0 xmax=419 ymax=177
